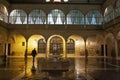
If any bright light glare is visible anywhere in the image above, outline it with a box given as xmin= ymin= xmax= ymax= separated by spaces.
xmin=32 ymin=40 xmax=37 ymax=48
xmin=64 ymin=0 xmax=68 ymax=2
xmin=46 ymin=0 xmax=50 ymax=2
xmin=54 ymin=0 xmax=61 ymax=2
xmin=76 ymin=40 xmax=80 ymax=46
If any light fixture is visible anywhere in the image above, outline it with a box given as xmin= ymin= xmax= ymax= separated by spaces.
xmin=46 ymin=0 xmax=50 ymax=2
xmin=53 ymin=0 xmax=61 ymax=2
xmin=64 ymin=0 xmax=68 ymax=2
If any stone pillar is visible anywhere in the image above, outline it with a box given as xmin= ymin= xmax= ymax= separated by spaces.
xmin=46 ymin=38 xmax=49 ymax=58
xmin=103 ymin=40 xmax=107 ymax=69
xmin=45 ymin=39 xmax=47 ymax=59
xmin=25 ymin=39 xmax=28 ymax=59
xmin=84 ymin=37 xmax=88 ymax=62
xmin=65 ymin=39 xmax=67 ymax=59
xmin=103 ymin=40 xmax=106 ymax=58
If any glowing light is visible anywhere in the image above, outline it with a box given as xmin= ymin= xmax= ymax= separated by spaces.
xmin=76 ymin=40 xmax=80 ymax=46
xmin=54 ymin=0 xmax=61 ymax=2
xmin=64 ymin=0 xmax=68 ymax=2
xmin=76 ymin=70 xmax=80 ymax=75
xmin=46 ymin=0 xmax=50 ymax=2
xmin=32 ymin=39 xmax=37 ymax=48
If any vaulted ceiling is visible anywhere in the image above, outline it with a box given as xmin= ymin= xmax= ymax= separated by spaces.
xmin=6 ymin=0 xmax=106 ymax=4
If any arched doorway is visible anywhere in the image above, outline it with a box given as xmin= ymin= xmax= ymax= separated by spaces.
xmin=47 ymin=35 xmax=65 ymax=58
xmin=28 ymin=34 xmax=45 ymax=57
xmin=67 ymin=35 xmax=85 ymax=57
xmin=105 ymin=33 xmax=115 ymax=57
xmin=8 ymin=33 xmax=26 ymax=56
xmin=50 ymin=36 xmax=63 ymax=55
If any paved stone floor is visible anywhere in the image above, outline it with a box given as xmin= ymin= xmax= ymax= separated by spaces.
xmin=0 ymin=57 xmax=120 ymax=80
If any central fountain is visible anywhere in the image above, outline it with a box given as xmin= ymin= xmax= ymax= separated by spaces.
xmin=38 ymin=53 xmax=69 ymax=74
xmin=38 ymin=43 xmax=70 ymax=74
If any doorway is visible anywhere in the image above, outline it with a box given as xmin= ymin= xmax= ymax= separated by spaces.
xmin=50 ymin=36 xmax=63 ymax=55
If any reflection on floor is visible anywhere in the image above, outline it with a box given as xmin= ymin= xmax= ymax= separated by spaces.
xmin=0 ymin=56 xmax=120 ymax=80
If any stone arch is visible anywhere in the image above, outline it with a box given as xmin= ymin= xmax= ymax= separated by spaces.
xmin=47 ymin=34 xmax=65 ymax=58
xmin=86 ymin=34 xmax=104 ymax=56
xmin=8 ymin=32 xmax=26 ymax=56
xmin=105 ymin=33 xmax=116 ymax=57
xmin=28 ymin=34 xmax=45 ymax=56
xmin=96 ymin=34 xmax=104 ymax=56
xmin=86 ymin=36 xmax=97 ymax=56
xmin=67 ymin=34 xmax=85 ymax=57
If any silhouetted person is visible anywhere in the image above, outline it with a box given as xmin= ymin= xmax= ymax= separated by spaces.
xmin=31 ymin=48 xmax=37 ymax=65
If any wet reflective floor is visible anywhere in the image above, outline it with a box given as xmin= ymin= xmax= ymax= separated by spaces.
xmin=0 ymin=57 xmax=120 ymax=80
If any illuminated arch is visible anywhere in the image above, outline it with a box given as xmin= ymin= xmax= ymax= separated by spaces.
xmin=8 ymin=33 xmax=26 ymax=56
xmin=28 ymin=34 xmax=45 ymax=54
xmin=105 ymin=33 xmax=116 ymax=57
xmin=67 ymin=35 xmax=85 ymax=56
xmin=86 ymin=35 xmax=104 ymax=56
xmin=47 ymin=35 xmax=66 ymax=58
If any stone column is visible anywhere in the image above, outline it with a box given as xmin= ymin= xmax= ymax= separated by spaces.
xmin=103 ymin=40 xmax=106 ymax=58
xmin=103 ymin=40 xmax=107 ymax=69
xmin=84 ymin=37 xmax=88 ymax=62
xmin=45 ymin=39 xmax=47 ymax=59
xmin=25 ymin=39 xmax=28 ymax=59
xmin=65 ymin=39 xmax=67 ymax=59
xmin=46 ymin=38 xmax=49 ymax=58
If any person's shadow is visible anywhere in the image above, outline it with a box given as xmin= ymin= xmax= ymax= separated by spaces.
xmin=31 ymin=57 xmax=36 ymax=74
